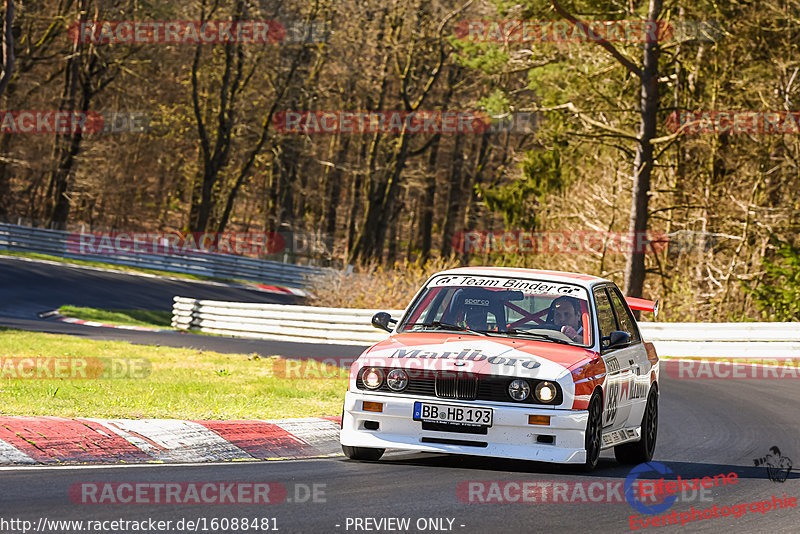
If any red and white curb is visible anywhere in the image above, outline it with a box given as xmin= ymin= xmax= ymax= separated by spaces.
xmin=0 ymin=416 xmax=341 ymax=465
xmin=55 ymin=316 xmax=172 ymax=332
xmin=255 ymin=284 xmax=311 ymax=298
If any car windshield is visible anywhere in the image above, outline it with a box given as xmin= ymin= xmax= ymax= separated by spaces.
xmin=399 ymin=274 xmax=593 ymax=347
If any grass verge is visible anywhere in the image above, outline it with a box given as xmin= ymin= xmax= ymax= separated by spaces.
xmin=59 ymin=305 xmax=174 ymax=329
xmin=0 ymin=328 xmax=348 ymax=419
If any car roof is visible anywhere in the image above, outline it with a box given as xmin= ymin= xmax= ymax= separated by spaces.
xmin=431 ymin=266 xmax=610 ymax=288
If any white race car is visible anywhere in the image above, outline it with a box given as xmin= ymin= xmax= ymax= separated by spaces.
xmin=340 ymin=267 xmax=660 ymax=470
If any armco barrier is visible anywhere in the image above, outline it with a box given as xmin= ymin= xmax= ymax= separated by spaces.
xmin=0 ymin=223 xmax=328 ymax=288
xmin=172 ymin=297 xmax=404 ymax=345
xmin=639 ymin=323 xmax=800 ymax=359
xmin=171 ymin=297 xmax=800 ymax=356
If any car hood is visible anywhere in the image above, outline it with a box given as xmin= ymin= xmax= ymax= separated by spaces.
xmin=351 ymin=333 xmax=606 ymax=410
xmin=364 ymin=332 xmax=596 ymax=369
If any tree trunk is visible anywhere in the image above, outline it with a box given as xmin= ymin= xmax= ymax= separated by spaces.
xmin=374 ymin=134 xmax=412 ymax=263
xmin=461 ymin=134 xmax=491 ymax=264
xmin=440 ymin=133 xmax=464 ymax=257
xmin=345 ymin=138 xmax=371 ymax=261
xmin=46 ymin=0 xmax=88 ymax=228
xmin=418 ymin=133 xmax=441 ymax=263
xmin=0 ymin=0 xmax=15 ymax=99
xmin=623 ymin=0 xmax=663 ymax=299
xmin=322 ymin=135 xmax=349 ymax=239
xmin=188 ymin=0 xmax=246 ymax=232
xmin=264 ymin=165 xmax=279 ymax=233
xmin=0 ymin=133 xmax=12 ymax=217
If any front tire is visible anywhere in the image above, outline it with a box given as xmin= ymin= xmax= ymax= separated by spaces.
xmin=342 ymin=445 xmax=385 ymax=461
xmin=615 ymin=386 xmax=658 ymax=464
xmin=583 ymin=392 xmax=603 ymax=471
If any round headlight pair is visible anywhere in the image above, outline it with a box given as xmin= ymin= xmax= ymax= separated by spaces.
xmin=362 ymin=368 xmax=408 ymax=391
xmin=507 ymin=379 xmax=558 ymax=403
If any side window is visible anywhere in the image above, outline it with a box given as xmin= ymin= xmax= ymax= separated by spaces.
xmin=593 ymin=287 xmax=618 ymax=347
xmin=608 ymin=288 xmax=641 ymax=342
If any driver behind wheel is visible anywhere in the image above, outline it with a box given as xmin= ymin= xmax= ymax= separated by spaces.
xmin=548 ymin=296 xmax=583 ymax=343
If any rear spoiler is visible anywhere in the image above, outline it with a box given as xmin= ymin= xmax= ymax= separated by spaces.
xmin=625 ymin=297 xmax=659 ymax=318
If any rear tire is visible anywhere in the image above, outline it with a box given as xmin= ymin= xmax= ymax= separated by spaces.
xmin=615 ymin=386 xmax=658 ymax=464
xmin=342 ymin=445 xmax=385 ymax=461
xmin=582 ymin=392 xmax=603 ymax=471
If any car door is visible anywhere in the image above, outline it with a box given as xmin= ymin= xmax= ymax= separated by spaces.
xmin=592 ymin=285 xmax=637 ymax=431
xmin=607 ymin=285 xmax=650 ymax=427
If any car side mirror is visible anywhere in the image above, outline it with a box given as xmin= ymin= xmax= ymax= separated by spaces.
xmin=602 ymin=330 xmax=631 ymax=350
xmin=371 ymin=312 xmax=397 ymax=333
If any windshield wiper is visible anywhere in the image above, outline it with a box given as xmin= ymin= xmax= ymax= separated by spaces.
xmin=403 ymin=321 xmax=489 ymax=336
xmin=504 ymin=329 xmax=573 ymax=345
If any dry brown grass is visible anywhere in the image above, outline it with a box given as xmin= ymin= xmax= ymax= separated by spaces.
xmin=307 ymin=258 xmax=461 ymax=309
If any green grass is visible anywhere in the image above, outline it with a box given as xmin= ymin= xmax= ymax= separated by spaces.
xmin=57 ymin=305 xmax=227 ymax=336
xmin=59 ymin=305 xmax=174 ymax=329
xmin=0 ymin=328 xmax=348 ymax=419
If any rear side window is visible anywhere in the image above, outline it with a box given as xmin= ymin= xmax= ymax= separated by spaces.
xmin=593 ymin=287 xmax=618 ymax=343
xmin=608 ymin=288 xmax=641 ymax=342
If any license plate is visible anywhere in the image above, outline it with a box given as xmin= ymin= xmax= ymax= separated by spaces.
xmin=413 ymin=402 xmax=492 ymax=427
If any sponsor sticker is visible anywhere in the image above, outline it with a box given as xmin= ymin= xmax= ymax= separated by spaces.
xmin=430 ymin=275 xmax=583 ymax=297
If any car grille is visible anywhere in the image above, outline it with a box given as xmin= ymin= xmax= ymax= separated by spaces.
xmin=356 ymin=368 xmax=562 ymax=405
xmin=435 ymin=376 xmax=478 ymax=400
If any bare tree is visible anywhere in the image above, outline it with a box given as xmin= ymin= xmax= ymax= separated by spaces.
xmin=0 ymin=0 xmax=14 ymax=99
xmin=552 ymin=0 xmax=662 ymax=299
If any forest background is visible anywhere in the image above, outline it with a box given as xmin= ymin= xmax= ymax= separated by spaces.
xmin=1 ymin=0 xmax=799 ymax=322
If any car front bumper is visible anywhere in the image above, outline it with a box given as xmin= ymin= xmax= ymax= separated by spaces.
xmin=340 ymin=391 xmax=590 ymax=464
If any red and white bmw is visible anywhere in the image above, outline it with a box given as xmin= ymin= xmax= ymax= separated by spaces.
xmin=340 ymin=267 xmax=660 ymax=470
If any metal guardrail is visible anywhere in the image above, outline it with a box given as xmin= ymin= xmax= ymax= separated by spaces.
xmin=639 ymin=323 xmax=800 ymax=359
xmin=0 ymin=223 xmax=329 ymax=288
xmin=172 ymin=296 xmax=800 ymax=357
xmin=172 ymin=297 xmax=399 ymax=345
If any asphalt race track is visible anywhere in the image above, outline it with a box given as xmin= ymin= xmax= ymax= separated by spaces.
xmin=0 ymin=257 xmax=366 ymax=359
xmin=2 ymin=375 xmax=797 ymax=533
xmin=2 ymin=256 xmax=798 ymax=533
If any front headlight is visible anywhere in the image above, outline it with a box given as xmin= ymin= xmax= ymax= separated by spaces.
xmin=508 ymin=379 xmax=531 ymax=401
xmin=535 ymin=381 xmax=557 ymax=402
xmin=362 ymin=367 xmax=384 ymax=389
xmin=386 ymin=369 xmax=408 ymax=391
